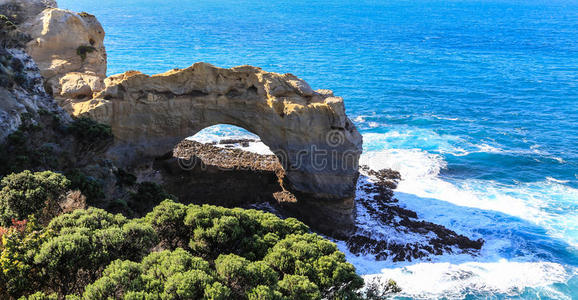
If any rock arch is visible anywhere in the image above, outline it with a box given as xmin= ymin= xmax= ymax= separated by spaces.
xmin=72 ymin=63 xmax=363 ymax=200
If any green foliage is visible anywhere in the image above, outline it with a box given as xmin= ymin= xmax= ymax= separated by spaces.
xmin=83 ymin=248 xmax=230 ymax=300
xmin=247 ymin=285 xmax=282 ymax=300
xmin=21 ymin=291 xmax=58 ymax=299
xmin=183 ymin=204 xmax=309 ymax=261
xmin=361 ymin=278 xmax=402 ymax=299
xmin=0 ymin=171 xmax=70 ymax=226
xmin=144 ymin=200 xmax=189 ymax=249
xmin=34 ymin=208 xmax=158 ymax=295
xmin=215 ymin=254 xmax=277 ymax=297
xmin=114 ymin=169 xmax=137 ymax=187
xmin=2 ymin=200 xmax=364 ymax=299
xmin=67 ymin=117 xmax=112 ymax=149
xmin=264 ymin=233 xmax=364 ymax=299
xmin=129 ymin=182 xmax=175 ymax=215
xmin=277 ymin=274 xmax=321 ymax=300
xmin=64 ymin=170 xmax=105 ymax=204
xmin=0 ymin=218 xmax=46 ymax=298
xmin=77 ymin=12 xmax=95 ymax=18
xmin=76 ymin=45 xmax=96 ymax=61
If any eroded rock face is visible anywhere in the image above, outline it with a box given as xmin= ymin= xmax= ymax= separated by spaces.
xmin=0 ymin=48 xmax=69 ymax=142
xmin=72 ymin=63 xmax=363 ymax=200
xmin=18 ymin=6 xmax=107 ymax=100
xmin=0 ymin=0 xmax=57 ymax=24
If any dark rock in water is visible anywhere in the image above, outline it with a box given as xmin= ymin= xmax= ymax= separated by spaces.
xmin=346 ymin=166 xmax=483 ymax=262
xmin=218 ymin=138 xmax=256 ymax=148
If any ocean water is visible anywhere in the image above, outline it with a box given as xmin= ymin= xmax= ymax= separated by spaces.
xmin=58 ymin=0 xmax=578 ymax=298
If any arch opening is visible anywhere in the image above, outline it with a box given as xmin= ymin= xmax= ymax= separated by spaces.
xmin=187 ymin=124 xmax=275 ymax=156
xmin=152 ymin=124 xmax=286 ymax=209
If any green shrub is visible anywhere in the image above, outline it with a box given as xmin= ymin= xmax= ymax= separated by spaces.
xmin=0 ymin=171 xmax=70 ymax=226
xmin=215 ymin=254 xmax=278 ymax=297
xmin=0 ymin=218 xmax=46 ymax=298
xmin=83 ymin=248 xmax=230 ymax=300
xmin=277 ymin=274 xmax=321 ymax=300
xmin=183 ymin=204 xmax=309 ymax=261
xmin=34 ymin=208 xmax=158 ymax=295
xmin=362 ymin=277 xmax=402 ymax=299
xmin=64 ymin=170 xmax=105 ymax=204
xmin=76 ymin=45 xmax=96 ymax=61
xmin=4 ymin=200 xmax=364 ymax=299
xmin=114 ymin=169 xmax=136 ymax=187
xmin=144 ymin=200 xmax=189 ymax=249
xmin=67 ymin=117 xmax=112 ymax=148
xmin=264 ymin=233 xmax=364 ymax=299
xmin=129 ymin=182 xmax=175 ymax=215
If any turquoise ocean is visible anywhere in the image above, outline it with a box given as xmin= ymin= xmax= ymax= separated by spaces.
xmin=58 ymin=0 xmax=578 ymax=298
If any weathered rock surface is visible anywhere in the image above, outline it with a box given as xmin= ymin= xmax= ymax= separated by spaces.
xmin=4 ymin=0 xmax=362 ymax=201
xmin=20 ymin=8 xmax=107 ymax=100
xmin=0 ymin=0 xmax=57 ymax=24
xmin=0 ymin=48 xmax=68 ymax=142
xmin=72 ymin=63 xmax=363 ymax=200
xmin=347 ymin=167 xmax=484 ymax=261
xmin=1 ymin=0 xmax=107 ymax=102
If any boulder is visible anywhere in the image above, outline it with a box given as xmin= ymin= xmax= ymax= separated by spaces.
xmin=18 ymin=6 xmax=107 ymax=99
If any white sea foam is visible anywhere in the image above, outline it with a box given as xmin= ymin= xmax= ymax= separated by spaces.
xmin=188 ymin=125 xmax=274 ymax=155
xmin=363 ymin=260 xmax=574 ymax=299
xmin=360 ymin=147 xmax=578 ymax=246
xmin=352 ymin=130 xmax=578 ymax=298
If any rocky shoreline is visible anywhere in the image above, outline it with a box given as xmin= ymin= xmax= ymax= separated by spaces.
xmin=167 ymin=139 xmax=484 ymax=261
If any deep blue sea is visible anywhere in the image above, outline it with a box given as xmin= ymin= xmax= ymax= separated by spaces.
xmin=59 ymin=0 xmax=578 ymax=298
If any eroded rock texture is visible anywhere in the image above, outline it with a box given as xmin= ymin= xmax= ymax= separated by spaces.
xmin=72 ymin=64 xmax=363 ymax=200
xmin=4 ymin=0 xmax=108 ymax=101
xmin=5 ymin=0 xmax=362 ymax=205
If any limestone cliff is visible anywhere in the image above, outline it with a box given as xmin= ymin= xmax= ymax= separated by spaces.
xmin=72 ymin=63 xmax=363 ymax=200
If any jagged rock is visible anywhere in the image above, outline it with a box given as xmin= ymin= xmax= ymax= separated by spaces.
xmin=0 ymin=48 xmax=68 ymax=142
xmin=71 ymin=63 xmax=363 ymax=200
xmin=17 ymin=6 xmax=107 ymax=100
xmin=0 ymin=0 xmax=57 ymax=24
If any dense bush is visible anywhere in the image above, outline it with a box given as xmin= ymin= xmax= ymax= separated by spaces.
xmin=67 ymin=117 xmax=113 ymax=149
xmin=0 ymin=208 xmax=158 ymax=297
xmin=129 ymin=182 xmax=175 ymax=215
xmin=0 ymin=218 xmax=46 ymax=297
xmin=0 ymin=170 xmax=70 ymax=226
xmin=2 ymin=200 xmax=365 ymax=299
xmin=83 ymin=248 xmax=231 ymax=299
xmin=65 ymin=169 xmax=105 ymax=204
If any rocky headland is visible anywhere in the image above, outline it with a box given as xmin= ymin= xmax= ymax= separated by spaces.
xmin=0 ymin=0 xmax=483 ymax=261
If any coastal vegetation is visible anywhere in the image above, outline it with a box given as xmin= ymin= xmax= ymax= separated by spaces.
xmin=0 ymin=177 xmax=366 ymax=299
xmin=0 ymin=2 xmax=407 ymax=298
xmin=76 ymin=45 xmax=96 ymax=61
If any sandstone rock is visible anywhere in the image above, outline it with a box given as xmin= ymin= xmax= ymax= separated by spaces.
xmin=72 ymin=63 xmax=363 ymax=200
xmin=18 ymin=7 xmax=107 ymax=99
xmin=59 ymin=72 xmax=105 ymax=99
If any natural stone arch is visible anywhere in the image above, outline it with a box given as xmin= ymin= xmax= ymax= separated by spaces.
xmin=72 ymin=63 xmax=363 ymax=200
